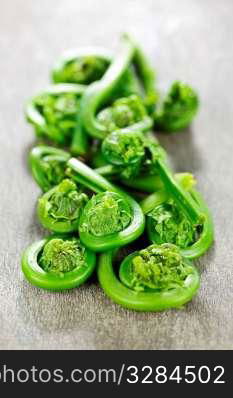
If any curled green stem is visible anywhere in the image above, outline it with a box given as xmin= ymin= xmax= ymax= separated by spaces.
xmin=22 ymin=235 xmax=96 ymax=291
xmin=98 ymin=245 xmax=200 ymax=311
xmin=142 ymin=179 xmax=214 ymax=259
xmin=37 ymin=179 xmax=88 ymax=233
xmin=26 ymin=84 xmax=86 ymax=145
xmin=80 ymin=35 xmax=136 ymax=139
xmin=66 ymin=158 xmax=145 ymax=251
xmin=29 ymin=146 xmax=71 ymax=192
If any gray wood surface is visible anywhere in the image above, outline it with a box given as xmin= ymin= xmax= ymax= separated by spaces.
xmin=0 ymin=0 xmax=232 ymax=350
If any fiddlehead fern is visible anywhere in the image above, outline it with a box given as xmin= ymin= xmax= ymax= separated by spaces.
xmin=66 ymin=158 xmax=145 ymax=251
xmin=101 ymin=131 xmax=211 ymax=259
xmin=101 ymin=130 xmax=203 ymax=226
xmin=180 ymin=189 xmax=214 ymax=259
xmin=52 ymin=48 xmax=111 ymax=85
xmin=22 ymin=33 xmax=213 ymax=312
xmin=120 ymin=244 xmax=194 ymax=291
xmin=101 ymin=130 xmax=145 ymax=178
xmin=80 ymin=192 xmax=132 ymax=237
xmin=29 ymin=146 xmax=70 ymax=192
xmin=101 ymin=130 xmax=167 ymax=179
xmin=79 ymin=35 xmax=153 ymax=140
xmin=37 ymin=179 xmax=88 ymax=233
xmin=147 ymin=203 xmax=198 ymax=249
xmin=98 ymin=243 xmax=200 ymax=311
xmin=96 ymin=94 xmax=149 ymax=133
xmin=52 ymin=47 xmax=140 ymax=97
xmin=22 ymin=235 xmax=96 ymax=291
xmin=39 ymin=238 xmax=85 ymax=274
xmin=51 ymin=46 xmax=143 ymax=155
xmin=51 ymin=49 xmax=110 ymax=154
xmin=154 ymin=81 xmax=199 ymax=132
xmin=141 ymin=176 xmax=214 ymax=259
xmin=26 ymin=84 xmax=85 ymax=145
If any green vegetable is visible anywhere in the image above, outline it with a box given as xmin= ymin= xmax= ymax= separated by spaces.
xmin=26 ymin=84 xmax=85 ymax=145
xmin=154 ymin=81 xmax=199 ymax=132
xmin=22 ymin=33 xmax=213 ymax=312
xmin=52 ymin=45 xmax=146 ymax=154
xmin=37 ymin=179 xmax=88 ymax=233
xmin=66 ymin=158 xmax=145 ymax=251
xmin=80 ymin=192 xmax=132 ymax=237
xmin=51 ymin=48 xmax=110 ymax=155
xmin=121 ymin=244 xmax=194 ymax=291
xmin=101 ymin=130 xmax=203 ymax=226
xmin=140 ymin=173 xmax=196 ymax=212
xmin=119 ymin=172 xmax=192 ymax=194
xmin=147 ymin=203 xmax=197 ymax=249
xmin=29 ymin=146 xmax=71 ymax=192
xmin=71 ymin=67 xmax=143 ymax=156
xmin=79 ymin=35 xmax=153 ymax=140
xmin=97 ymin=94 xmax=148 ymax=133
xmin=101 ymin=130 xmax=168 ymax=179
xmin=98 ymin=243 xmax=200 ymax=311
xmin=102 ymin=131 xmax=145 ymax=178
xmin=141 ymin=183 xmax=214 ymax=259
xmin=52 ymin=47 xmax=111 ymax=85
xmin=181 ymin=189 xmax=214 ymax=259
xmin=22 ymin=235 xmax=96 ymax=291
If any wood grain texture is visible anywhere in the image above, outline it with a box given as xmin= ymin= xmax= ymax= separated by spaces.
xmin=0 ymin=0 xmax=232 ymax=349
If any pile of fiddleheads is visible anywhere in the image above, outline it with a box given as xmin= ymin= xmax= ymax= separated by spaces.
xmin=22 ymin=34 xmax=213 ymax=310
